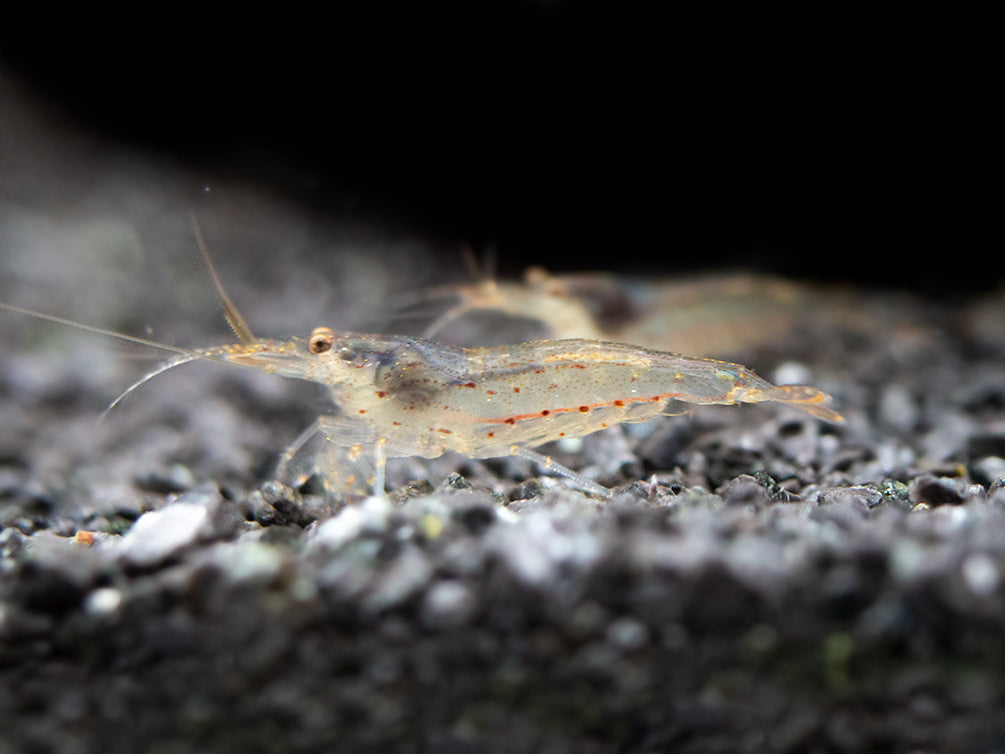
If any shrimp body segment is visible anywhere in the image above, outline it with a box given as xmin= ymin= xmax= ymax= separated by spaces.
xmin=220 ymin=332 xmax=843 ymax=465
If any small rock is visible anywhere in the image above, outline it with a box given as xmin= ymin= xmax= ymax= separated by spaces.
xmin=961 ymin=552 xmax=999 ymax=596
xmin=84 ymin=586 xmax=124 ymax=616
xmin=365 ymin=545 xmax=432 ymax=613
xmin=133 ymin=463 xmax=196 ymax=494
xmin=819 ymin=485 xmax=883 ymax=510
xmin=879 ymin=385 xmax=919 ymax=432
xmin=606 ymin=616 xmax=649 ymax=652
xmin=909 ymin=475 xmax=964 ymax=507
xmin=118 ymin=503 xmax=209 ymax=567
xmin=718 ymin=475 xmax=771 ymax=507
xmin=972 ymin=456 xmax=1005 ymax=487
xmin=310 ymin=496 xmax=391 ymax=550
xmin=118 ymin=487 xmax=241 ymax=567
xmin=421 ymin=579 xmax=477 ymax=628
xmin=988 ymin=479 xmax=1005 ymax=511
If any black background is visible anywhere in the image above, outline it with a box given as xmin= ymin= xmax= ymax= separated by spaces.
xmin=2 ymin=4 xmax=1001 ymax=293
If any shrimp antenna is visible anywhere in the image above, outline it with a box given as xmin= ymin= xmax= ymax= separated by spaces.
xmin=460 ymin=241 xmax=497 ymax=286
xmin=0 ymin=301 xmax=217 ymax=419
xmin=99 ymin=353 xmax=200 ymax=422
xmin=188 ymin=211 xmax=256 ymax=346
xmin=0 ymin=302 xmax=206 ymax=359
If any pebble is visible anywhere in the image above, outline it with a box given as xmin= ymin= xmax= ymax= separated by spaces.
xmin=84 ymin=586 xmax=123 ymax=616
xmin=909 ymin=475 xmax=964 ymax=507
xmin=961 ymin=552 xmax=999 ymax=596
xmin=118 ymin=503 xmax=210 ymax=567
xmin=310 ymin=496 xmax=391 ymax=550
xmin=420 ymin=579 xmax=477 ymax=628
xmin=117 ymin=487 xmax=242 ymax=567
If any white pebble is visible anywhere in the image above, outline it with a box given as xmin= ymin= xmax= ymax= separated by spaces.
xmin=962 ymin=553 xmax=999 ymax=596
xmin=118 ymin=503 xmax=209 ymax=566
xmin=85 ymin=587 xmax=123 ymax=616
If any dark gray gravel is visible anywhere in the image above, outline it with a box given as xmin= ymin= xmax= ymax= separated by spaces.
xmin=2 ymin=74 xmax=1005 ymax=754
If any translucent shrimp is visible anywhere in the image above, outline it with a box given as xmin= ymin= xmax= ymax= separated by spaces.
xmin=415 ymin=266 xmax=607 ymax=342
xmin=175 ymin=326 xmax=850 ymax=492
xmin=411 ymin=266 xmax=868 ymax=359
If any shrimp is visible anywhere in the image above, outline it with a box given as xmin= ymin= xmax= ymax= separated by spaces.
xmin=415 ymin=266 xmax=606 ymax=342
xmin=411 ymin=266 xmax=872 ymax=360
xmin=0 ymin=230 xmax=843 ymax=499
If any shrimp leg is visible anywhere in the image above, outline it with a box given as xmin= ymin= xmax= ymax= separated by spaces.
xmin=515 ymin=446 xmax=610 ymax=497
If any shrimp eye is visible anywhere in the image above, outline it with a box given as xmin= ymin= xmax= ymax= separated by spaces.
xmin=308 ymin=327 xmax=335 ymax=354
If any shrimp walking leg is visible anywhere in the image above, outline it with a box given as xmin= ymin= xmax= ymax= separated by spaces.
xmin=373 ymin=438 xmax=387 ymax=498
xmin=514 ymin=446 xmax=610 ymax=497
xmin=275 ymin=419 xmax=329 ymax=485
xmin=275 ymin=416 xmax=383 ymax=497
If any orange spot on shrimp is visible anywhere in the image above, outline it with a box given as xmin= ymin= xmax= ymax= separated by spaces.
xmin=513 ymin=387 xmax=520 ymax=393
xmin=613 ymin=399 xmax=625 ymax=407
xmin=376 ymin=390 xmax=387 ymax=398
xmin=474 ymin=391 xmax=688 ymax=427
xmin=540 ymin=410 xmax=550 ymax=416
xmin=486 ymin=389 xmax=496 ymax=395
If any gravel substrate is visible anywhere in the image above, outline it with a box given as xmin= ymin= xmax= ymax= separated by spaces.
xmin=2 ymin=256 xmax=1004 ymax=753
